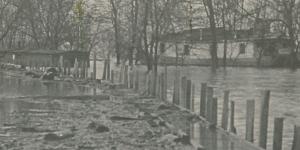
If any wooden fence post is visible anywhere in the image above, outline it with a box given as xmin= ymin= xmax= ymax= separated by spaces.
xmin=134 ymin=70 xmax=139 ymax=91
xmin=107 ymin=59 xmax=110 ymax=80
xmin=259 ymin=90 xmax=271 ymax=149
xmin=191 ymin=84 xmax=195 ymax=112
xmin=200 ymin=83 xmax=207 ymax=118
xmin=82 ymin=61 xmax=86 ymax=78
xmin=119 ymin=65 xmax=124 ymax=83
xmin=102 ymin=60 xmax=107 ymax=80
xmin=147 ymin=72 xmax=151 ymax=95
xmin=273 ymin=118 xmax=284 ymax=150
xmin=161 ymin=73 xmax=165 ymax=100
xmin=124 ymin=65 xmax=129 ymax=88
xmin=222 ymin=90 xmax=230 ymax=130
xmin=156 ymin=74 xmax=161 ymax=98
xmin=164 ymin=66 xmax=168 ymax=101
xmin=151 ymin=71 xmax=155 ymax=95
xmin=181 ymin=76 xmax=187 ymax=107
xmin=292 ymin=126 xmax=300 ymax=150
xmin=111 ymin=70 xmax=114 ymax=83
xmin=85 ymin=61 xmax=88 ymax=79
xmin=93 ymin=51 xmax=97 ymax=80
xmin=172 ymin=80 xmax=176 ymax=104
xmin=206 ymin=87 xmax=214 ymax=122
xmin=211 ymin=97 xmax=218 ymax=126
xmin=145 ymin=72 xmax=149 ymax=95
xmin=129 ymin=70 xmax=134 ymax=88
xmin=186 ymin=80 xmax=192 ymax=110
xmin=174 ymin=70 xmax=181 ymax=105
xmin=230 ymin=101 xmax=236 ymax=134
xmin=245 ymin=100 xmax=255 ymax=142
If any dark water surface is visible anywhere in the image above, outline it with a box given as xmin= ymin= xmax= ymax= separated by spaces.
xmin=161 ymin=66 xmax=300 ymax=150
xmin=0 ymin=72 xmax=95 ymax=97
xmin=0 ymin=71 xmax=98 ymax=132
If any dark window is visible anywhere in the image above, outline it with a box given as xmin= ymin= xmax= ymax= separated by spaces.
xmin=239 ymin=43 xmax=246 ymax=54
xmin=184 ymin=45 xmax=190 ymax=55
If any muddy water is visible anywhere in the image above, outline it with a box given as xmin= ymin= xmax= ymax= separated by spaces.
xmin=161 ymin=66 xmax=300 ymax=150
xmin=0 ymin=72 xmax=95 ymax=97
xmin=0 ymin=71 xmax=98 ymax=129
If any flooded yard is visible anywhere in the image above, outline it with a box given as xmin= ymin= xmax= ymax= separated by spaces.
xmin=0 ymin=65 xmax=300 ymax=150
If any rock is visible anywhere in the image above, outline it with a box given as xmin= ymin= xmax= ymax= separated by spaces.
xmin=143 ymin=131 xmax=154 ymax=139
xmin=174 ymin=134 xmax=190 ymax=145
xmin=174 ymin=130 xmax=191 ymax=145
xmin=42 ymin=72 xmax=56 ymax=80
xmin=147 ymin=119 xmax=159 ymax=127
xmin=46 ymin=68 xmax=58 ymax=75
xmin=96 ymin=125 xmax=109 ymax=133
xmin=87 ymin=122 xmax=110 ymax=133
xmin=110 ymin=116 xmax=141 ymax=121
xmin=42 ymin=68 xmax=59 ymax=80
xmin=44 ymin=131 xmax=75 ymax=141
xmin=109 ymin=84 xmax=125 ymax=89
xmin=21 ymin=127 xmax=54 ymax=133
xmin=25 ymin=71 xmax=41 ymax=78
xmin=158 ymin=134 xmax=178 ymax=143
xmin=157 ymin=104 xmax=174 ymax=110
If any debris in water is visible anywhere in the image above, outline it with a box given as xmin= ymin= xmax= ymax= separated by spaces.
xmin=44 ymin=131 xmax=75 ymax=141
xmin=87 ymin=122 xmax=110 ymax=133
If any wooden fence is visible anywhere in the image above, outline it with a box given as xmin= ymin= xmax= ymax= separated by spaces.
xmin=101 ymin=63 xmax=300 ymax=150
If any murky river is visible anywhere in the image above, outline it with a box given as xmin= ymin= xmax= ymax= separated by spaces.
xmin=1 ymin=63 xmax=299 ymax=150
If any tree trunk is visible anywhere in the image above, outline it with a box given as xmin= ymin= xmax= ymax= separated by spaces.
xmin=205 ymin=0 xmax=218 ymax=71
xmin=142 ymin=0 xmax=152 ymax=71
xmin=129 ymin=0 xmax=136 ymax=66
xmin=222 ymin=3 xmax=227 ymax=68
xmin=110 ymin=0 xmax=121 ymax=65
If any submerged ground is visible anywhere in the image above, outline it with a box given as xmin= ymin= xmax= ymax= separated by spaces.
xmin=1 ymin=64 xmax=299 ymax=149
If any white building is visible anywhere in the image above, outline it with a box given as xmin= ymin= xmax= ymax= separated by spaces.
xmin=159 ymin=27 xmax=292 ymax=67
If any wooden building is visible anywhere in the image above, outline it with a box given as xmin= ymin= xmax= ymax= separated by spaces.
xmin=159 ymin=27 xmax=293 ymax=67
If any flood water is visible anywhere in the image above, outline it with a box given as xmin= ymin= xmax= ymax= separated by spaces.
xmin=0 ymin=71 xmax=98 ymax=131
xmin=0 ymin=71 xmax=99 ymax=98
xmin=1 ymin=63 xmax=299 ymax=150
xmin=89 ymin=62 xmax=299 ymax=150
xmin=162 ymin=66 xmax=300 ymax=150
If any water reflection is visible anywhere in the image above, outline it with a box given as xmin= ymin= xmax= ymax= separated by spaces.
xmin=0 ymin=99 xmax=61 ymax=127
xmin=161 ymin=66 xmax=300 ymax=150
xmin=0 ymin=71 xmax=100 ymax=128
xmin=0 ymin=72 xmax=96 ymax=97
xmin=190 ymin=122 xmax=258 ymax=150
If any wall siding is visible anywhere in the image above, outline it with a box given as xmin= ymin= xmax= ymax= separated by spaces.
xmin=164 ymin=41 xmax=255 ymax=60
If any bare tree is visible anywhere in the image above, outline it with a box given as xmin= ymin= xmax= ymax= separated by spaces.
xmin=203 ymin=0 xmax=218 ymax=71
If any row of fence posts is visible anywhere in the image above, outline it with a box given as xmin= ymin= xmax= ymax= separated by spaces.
xmin=170 ymin=77 xmax=300 ymax=150
xmin=104 ymin=64 xmax=140 ymax=91
xmin=101 ymin=64 xmax=300 ymax=150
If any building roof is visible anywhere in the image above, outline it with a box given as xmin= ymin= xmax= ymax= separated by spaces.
xmin=160 ymin=27 xmax=289 ymax=43
xmin=0 ymin=49 xmax=89 ymax=55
